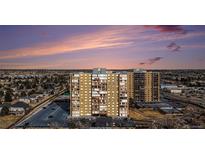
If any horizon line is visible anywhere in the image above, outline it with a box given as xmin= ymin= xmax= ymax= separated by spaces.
xmin=0 ymin=68 xmax=205 ymax=71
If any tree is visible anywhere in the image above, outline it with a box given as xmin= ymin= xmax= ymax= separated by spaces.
xmin=32 ymin=82 xmax=37 ymax=89
xmin=19 ymin=84 xmax=24 ymax=90
xmin=25 ymin=80 xmax=31 ymax=89
xmin=20 ymin=91 xmax=27 ymax=97
xmin=54 ymin=77 xmax=58 ymax=84
xmin=0 ymin=90 xmax=4 ymax=97
xmin=4 ymin=91 xmax=12 ymax=102
xmin=50 ymin=90 xmax=54 ymax=95
xmin=0 ymin=106 xmax=9 ymax=116
xmin=28 ymin=90 xmax=35 ymax=96
xmin=69 ymin=122 xmax=77 ymax=128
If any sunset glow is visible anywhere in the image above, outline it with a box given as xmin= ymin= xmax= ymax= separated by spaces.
xmin=0 ymin=25 xmax=205 ymax=69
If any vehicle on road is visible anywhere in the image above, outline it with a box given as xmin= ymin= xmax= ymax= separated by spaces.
xmin=23 ymin=122 xmax=30 ymax=129
xmin=48 ymin=115 xmax=53 ymax=119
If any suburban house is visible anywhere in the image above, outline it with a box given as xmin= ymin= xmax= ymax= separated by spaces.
xmin=9 ymin=102 xmax=30 ymax=116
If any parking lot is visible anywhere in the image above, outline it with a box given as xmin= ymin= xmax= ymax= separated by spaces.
xmin=16 ymin=96 xmax=70 ymax=128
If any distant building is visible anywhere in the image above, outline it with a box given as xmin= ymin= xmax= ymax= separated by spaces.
xmin=18 ymin=94 xmax=41 ymax=104
xmin=161 ymin=84 xmax=178 ymax=90
xmin=19 ymin=97 xmax=31 ymax=104
xmin=170 ymin=89 xmax=182 ymax=94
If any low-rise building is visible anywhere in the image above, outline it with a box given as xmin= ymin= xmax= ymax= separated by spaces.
xmin=19 ymin=97 xmax=31 ymax=104
xmin=170 ymin=89 xmax=182 ymax=94
xmin=9 ymin=102 xmax=30 ymax=116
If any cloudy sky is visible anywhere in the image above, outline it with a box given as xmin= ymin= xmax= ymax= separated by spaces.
xmin=0 ymin=25 xmax=205 ymax=69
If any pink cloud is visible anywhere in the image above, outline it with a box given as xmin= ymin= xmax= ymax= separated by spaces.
xmin=167 ymin=42 xmax=181 ymax=52
xmin=139 ymin=57 xmax=164 ymax=66
xmin=0 ymin=26 xmax=138 ymax=60
xmin=1 ymin=25 xmax=205 ymax=63
xmin=145 ymin=25 xmax=186 ymax=34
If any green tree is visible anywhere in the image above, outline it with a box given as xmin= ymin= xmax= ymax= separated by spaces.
xmin=28 ymin=90 xmax=35 ymax=96
xmin=4 ymin=91 xmax=12 ymax=102
xmin=50 ymin=90 xmax=54 ymax=95
xmin=0 ymin=106 xmax=9 ymax=116
xmin=69 ymin=122 xmax=77 ymax=128
xmin=25 ymin=80 xmax=31 ymax=89
xmin=0 ymin=90 xmax=4 ymax=97
xmin=21 ymin=91 xmax=27 ymax=97
xmin=19 ymin=84 xmax=24 ymax=90
xmin=32 ymin=82 xmax=37 ymax=89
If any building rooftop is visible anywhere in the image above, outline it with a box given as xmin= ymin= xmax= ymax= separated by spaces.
xmin=0 ymin=102 xmax=11 ymax=108
xmin=92 ymin=68 xmax=107 ymax=74
xmin=135 ymin=102 xmax=172 ymax=109
xmin=11 ymin=102 xmax=30 ymax=109
xmin=133 ymin=68 xmax=147 ymax=73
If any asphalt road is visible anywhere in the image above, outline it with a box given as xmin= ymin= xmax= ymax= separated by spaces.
xmin=16 ymin=96 xmax=70 ymax=128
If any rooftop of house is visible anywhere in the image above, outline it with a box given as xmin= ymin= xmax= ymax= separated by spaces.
xmin=0 ymin=102 xmax=11 ymax=108
xmin=11 ymin=102 xmax=30 ymax=109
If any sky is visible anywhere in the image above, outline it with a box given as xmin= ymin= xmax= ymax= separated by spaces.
xmin=0 ymin=25 xmax=205 ymax=69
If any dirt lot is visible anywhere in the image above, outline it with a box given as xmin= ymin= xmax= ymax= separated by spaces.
xmin=129 ymin=108 xmax=165 ymax=121
xmin=129 ymin=109 xmax=146 ymax=120
xmin=0 ymin=115 xmax=21 ymax=129
xmin=141 ymin=109 xmax=164 ymax=119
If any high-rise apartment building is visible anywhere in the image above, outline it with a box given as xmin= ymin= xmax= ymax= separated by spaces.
xmin=119 ymin=72 xmax=129 ymax=117
xmin=70 ymin=68 xmax=129 ymax=117
xmin=107 ymin=71 xmax=119 ymax=117
xmin=70 ymin=73 xmax=80 ymax=117
xmin=131 ymin=69 xmax=160 ymax=102
xmin=127 ymin=72 xmax=134 ymax=102
xmin=92 ymin=68 xmax=108 ymax=116
xmin=70 ymin=68 xmax=160 ymax=117
xmin=70 ymin=73 xmax=92 ymax=117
